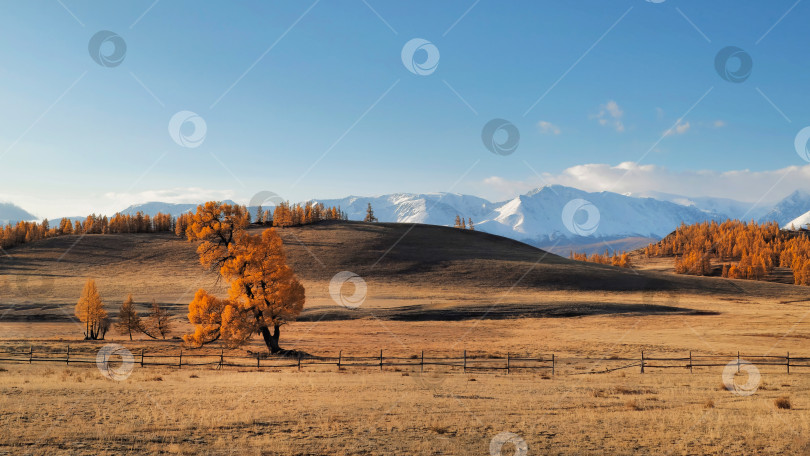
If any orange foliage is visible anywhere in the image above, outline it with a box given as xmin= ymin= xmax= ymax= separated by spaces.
xmin=646 ymin=220 xmax=810 ymax=284
xmin=570 ymin=251 xmax=632 ymax=269
xmin=272 ymin=201 xmax=345 ymax=228
xmin=183 ymin=202 xmax=305 ymax=353
xmin=74 ymin=278 xmax=109 ymax=340
xmin=0 ymin=212 xmax=176 ymax=251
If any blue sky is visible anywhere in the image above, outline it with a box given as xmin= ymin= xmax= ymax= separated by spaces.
xmin=1 ymin=0 xmax=809 ymax=218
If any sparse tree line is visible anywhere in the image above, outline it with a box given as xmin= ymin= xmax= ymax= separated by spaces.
xmin=0 ymin=202 xmax=347 ymax=251
xmin=74 ymin=278 xmax=173 ymax=341
xmin=644 ymin=220 xmax=810 ymax=285
xmin=453 ymin=215 xmax=475 ymax=230
xmin=569 ymin=251 xmax=632 ymax=268
xmin=0 ymin=212 xmax=177 ymax=250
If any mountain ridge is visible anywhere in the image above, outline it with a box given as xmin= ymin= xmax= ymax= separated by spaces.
xmin=9 ymin=186 xmax=810 ymax=255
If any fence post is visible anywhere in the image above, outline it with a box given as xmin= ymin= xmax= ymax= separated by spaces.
xmin=338 ymin=350 xmax=341 ymax=370
xmin=463 ymin=350 xmax=466 ymax=373
xmin=737 ymin=351 xmax=740 ymax=374
xmin=380 ymin=350 xmax=383 ymax=371
xmin=66 ymin=345 xmax=70 ymax=365
xmin=219 ymin=349 xmax=223 ymax=370
xmin=297 ymin=352 xmax=302 ymax=371
xmin=179 ymin=349 xmax=182 ymax=369
xmin=141 ymin=349 xmax=145 ymax=367
xmin=29 ymin=346 xmax=32 ymax=364
xmin=689 ymin=351 xmax=692 ymax=374
xmin=787 ymin=352 xmax=790 ymax=374
xmin=552 ymin=353 xmax=555 ymax=376
xmin=257 ymin=353 xmax=260 ymax=370
xmin=640 ymin=350 xmax=644 ymax=374
xmin=421 ymin=351 xmax=424 ymax=373
xmin=506 ymin=352 xmax=510 ymax=374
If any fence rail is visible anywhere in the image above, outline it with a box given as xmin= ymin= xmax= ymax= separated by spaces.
xmin=0 ymin=346 xmax=806 ymax=375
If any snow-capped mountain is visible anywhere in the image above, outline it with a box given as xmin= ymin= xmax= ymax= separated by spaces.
xmin=477 ymin=186 xmax=726 ymax=244
xmin=640 ymin=191 xmax=769 ymax=221
xmin=17 ymin=185 xmax=810 ymax=254
xmin=757 ymin=190 xmax=810 ymax=226
xmin=313 ymin=193 xmax=496 ymax=226
xmin=314 ymin=186 xmax=726 ymax=250
xmin=0 ymin=203 xmax=37 ymax=225
xmin=784 ymin=210 xmax=810 ymax=230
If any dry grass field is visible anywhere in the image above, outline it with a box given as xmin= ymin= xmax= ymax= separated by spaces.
xmin=2 ymin=363 xmax=809 ymax=455
xmin=2 ymin=221 xmax=810 ymax=454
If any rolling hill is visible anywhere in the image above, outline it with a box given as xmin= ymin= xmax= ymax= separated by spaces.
xmin=0 ymin=220 xmax=807 ymax=323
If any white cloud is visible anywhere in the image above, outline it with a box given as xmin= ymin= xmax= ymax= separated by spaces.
xmin=0 ymin=187 xmax=237 ymax=220
xmin=481 ymin=162 xmax=810 ymax=203
xmin=537 ymin=120 xmax=561 ymax=135
xmin=663 ymin=119 xmax=690 ymax=137
xmin=103 ymin=187 xmax=234 ymax=208
xmin=594 ymin=100 xmax=624 ymax=132
xmin=714 ymin=120 xmax=726 ymax=128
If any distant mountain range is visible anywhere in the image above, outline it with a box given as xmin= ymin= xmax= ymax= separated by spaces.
xmin=7 ymin=187 xmax=810 ymax=255
xmin=0 ymin=203 xmax=37 ymax=226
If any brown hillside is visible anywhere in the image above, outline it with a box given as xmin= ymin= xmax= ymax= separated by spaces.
xmin=1 ymin=220 xmax=807 ymax=322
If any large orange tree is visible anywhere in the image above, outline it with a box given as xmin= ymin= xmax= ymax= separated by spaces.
xmin=183 ymin=202 xmax=305 ymax=353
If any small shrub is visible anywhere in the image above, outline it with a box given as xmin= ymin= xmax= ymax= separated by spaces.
xmin=625 ymin=399 xmax=643 ymax=411
xmin=704 ymin=399 xmax=715 ymax=409
xmin=401 ymin=372 xmax=410 ymax=377
xmin=189 ymin=374 xmax=199 ymax=379
xmin=428 ymin=424 xmax=450 ymax=435
xmin=468 ymin=378 xmax=476 ymax=382
xmin=775 ymin=397 xmax=791 ymax=409
xmin=148 ymin=376 xmax=163 ymax=382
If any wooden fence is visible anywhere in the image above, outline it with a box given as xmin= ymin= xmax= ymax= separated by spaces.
xmin=1 ymin=346 xmax=808 ymax=375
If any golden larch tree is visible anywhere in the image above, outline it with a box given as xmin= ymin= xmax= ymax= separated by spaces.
xmin=184 ymin=202 xmax=305 ymax=353
xmin=75 ymin=279 xmax=109 ymax=340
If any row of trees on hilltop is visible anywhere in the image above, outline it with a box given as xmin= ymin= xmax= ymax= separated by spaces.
xmin=1 ymin=201 xmax=349 ymax=251
xmin=270 ymin=201 xmax=347 ymax=227
xmin=0 ymin=212 xmax=177 ymax=250
xmin=74 ymin=279 xmax=173 ymax=340
xmin=570 ymin=251 xmax=632 ymax=268
xmin=645 ymin=220 xmax=810 ymax=285
xmin=453 ymin=215 xmax=475 ymax=230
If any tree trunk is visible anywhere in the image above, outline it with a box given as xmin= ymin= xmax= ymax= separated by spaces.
xmin=259 ymin=324 xmax=282 ymax=354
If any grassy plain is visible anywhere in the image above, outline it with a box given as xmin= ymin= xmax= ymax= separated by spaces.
xmin=2 ymin=222 xmax=810 ymax=454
